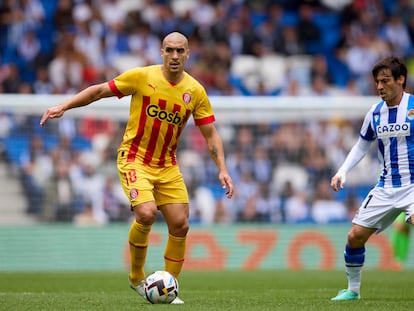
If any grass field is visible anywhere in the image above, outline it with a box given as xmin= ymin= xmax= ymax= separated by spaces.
xmin=0 ymin=270 xmax=413 ymax=311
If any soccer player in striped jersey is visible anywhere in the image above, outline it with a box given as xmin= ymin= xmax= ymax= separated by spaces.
xmin=330 ymin=56 xmax=414 ymax=301
xmin=40 ymin=32 xmax=234 ymax=304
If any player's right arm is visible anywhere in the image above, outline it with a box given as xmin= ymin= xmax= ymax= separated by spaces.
xmin=331 ymin=106 xmax=376 ymax=192
xmin=40 ymin=82 xmax=114 ymax=126
xmin=330 ymin=137 xmax=372 ymax=191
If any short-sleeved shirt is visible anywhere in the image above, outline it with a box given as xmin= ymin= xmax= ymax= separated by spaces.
xmin=108 ymin=65 xmax=215 ymax=168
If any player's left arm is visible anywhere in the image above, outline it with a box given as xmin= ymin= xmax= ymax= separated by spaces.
xmin=198 ymin=123 xmax=234 ymax=198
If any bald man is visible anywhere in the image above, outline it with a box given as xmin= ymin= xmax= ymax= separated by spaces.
xmin=40 ymin=32 xmax=234 ymax=304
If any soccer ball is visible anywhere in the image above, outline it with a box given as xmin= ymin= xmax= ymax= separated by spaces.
xmin=144 ymin=270 xmax=179 ymax=304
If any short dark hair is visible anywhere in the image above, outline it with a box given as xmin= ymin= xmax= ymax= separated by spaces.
xmin=372 ymin=56 xmax=407 ymax=89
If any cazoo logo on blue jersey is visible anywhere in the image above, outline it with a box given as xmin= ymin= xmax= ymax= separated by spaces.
xmin=376 ymin=122 xmax=410 ymax=138
xmin=146 ymin=104 xmax=184 ymax=126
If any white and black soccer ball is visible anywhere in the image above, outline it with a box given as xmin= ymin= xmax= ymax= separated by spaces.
xmin=144 ymin=270 xmax=179 ymax=304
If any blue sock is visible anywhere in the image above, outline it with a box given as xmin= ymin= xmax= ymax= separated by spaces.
xmin=344 ymin=244 xmax=365 ymax=267
xmin=343 ymin=244 xmax=365 ymax=293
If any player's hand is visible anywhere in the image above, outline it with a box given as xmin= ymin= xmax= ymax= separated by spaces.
xmin=40 ymin=105 xmax=65 ymax=126
xmin=219 ymin=172 xmax=234 ymax=199
xmin=330 ymin=169 xmax=346 ymax=192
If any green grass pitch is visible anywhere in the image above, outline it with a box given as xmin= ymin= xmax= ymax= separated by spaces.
xmin=0 ymin=270 xmax=413 ymax=310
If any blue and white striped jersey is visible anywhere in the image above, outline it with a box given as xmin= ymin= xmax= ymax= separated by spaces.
xmin=360 ymin=92 xmax=414 ymax=188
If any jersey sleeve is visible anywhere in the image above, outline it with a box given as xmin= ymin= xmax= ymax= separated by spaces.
xmin=192 ymin=87 xmax=215 ymax=126
xmin=359 ymin=104 xmax=378 ymax=141
xmin=108 ymin=68 xmax=142 ymax=98
xmin=338 ymin=137 xmax=372 ymax=173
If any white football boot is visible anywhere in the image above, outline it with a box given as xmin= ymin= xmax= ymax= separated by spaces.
xmin=128 ymin=277 xmax=146 ymax=301
xmin=171 ymin=297 xmax=184 ymax=304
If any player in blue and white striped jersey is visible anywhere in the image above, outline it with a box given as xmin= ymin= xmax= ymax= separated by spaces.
xmin=330 ymin=56 xmax=414 ymax=301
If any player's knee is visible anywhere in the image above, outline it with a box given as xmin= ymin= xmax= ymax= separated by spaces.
xmin=180 ymin=222 xmax=189 ymax=235
xmin=347 ymin=230 xmax=367 ymax=248
xmin=134 ymin=206 xmax=158 ymax=224
xmin=170 ymin=221 xmax=189 ymax=237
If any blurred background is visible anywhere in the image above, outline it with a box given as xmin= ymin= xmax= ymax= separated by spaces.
xmin=0 ymin=0 xmax=413 ymax=271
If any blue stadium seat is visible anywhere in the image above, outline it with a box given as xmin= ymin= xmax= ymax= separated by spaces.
xmin=71 ymin=136 xmax=92 ymax=151
xmin=312 ymin=12 xmax=341 ymax=53
xmin=3 ymin=135 xmax=29 ymax=164
xmin=40 ymin=0 xmax=58 ymax=18
xmin=281 ymin=11 xmax=299 ymax=26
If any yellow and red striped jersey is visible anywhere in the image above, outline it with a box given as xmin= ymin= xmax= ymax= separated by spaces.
xmin=108 ymin=65 xmax=215 ymax=167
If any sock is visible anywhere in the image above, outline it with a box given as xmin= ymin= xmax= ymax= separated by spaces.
xmin=344 ymin=244 xmax=365 ymax=294
xmin=164 ymin=234 xmax=186 ymax=278
xmin=391 ymin=229 xmax=410 ymax=263
xmin=128 ymin=221 xmax=151 ymax=284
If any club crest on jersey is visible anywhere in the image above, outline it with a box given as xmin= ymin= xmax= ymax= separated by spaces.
xmin=130 ymin=188 xmax=139 ymax=199
xmin=407 ymin=109 xmax=414 ymax=120
xmin=182 ymin=93 xmax=191 ymax=104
